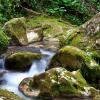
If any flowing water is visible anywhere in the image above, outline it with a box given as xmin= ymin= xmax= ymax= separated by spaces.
xmin=0 ymin=57 xmax=5 ymax=69
xmin=0 ymin=49 xmax=55 ymax=100
xmin=0 ymin=49 xmax=93 ymax=100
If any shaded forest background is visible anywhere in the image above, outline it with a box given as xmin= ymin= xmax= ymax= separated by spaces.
xmin=0 ymin=0 xmax=100 ymax=25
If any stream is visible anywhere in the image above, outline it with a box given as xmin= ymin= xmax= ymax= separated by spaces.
xmin=0 ymin=49 xmax=93 ymax=100
xmin=0 ymin=49 xmax=55 ymax=100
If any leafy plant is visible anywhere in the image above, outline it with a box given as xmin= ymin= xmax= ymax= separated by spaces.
xmin=0 ymin=0 xmax=21 ymax=23
xmin=0 ymin=0 xmax=99 ymax=25
xmin=0 ymin=28 xmax=9 ymax=54
xmin=47 ymin=0 xmax=99 ymax=25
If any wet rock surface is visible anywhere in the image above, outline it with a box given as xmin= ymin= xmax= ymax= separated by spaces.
xmin=48 ymin=46 xmax=100 ymax=88
xmin=19 ymin=67 xmax=98 ymax=99
xmin=5 ymin=52 xmax=42 ymax=72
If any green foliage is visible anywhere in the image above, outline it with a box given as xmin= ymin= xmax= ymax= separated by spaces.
xmin=47 ymin=0 xmax=99 ymax=25
xmin=91 ymin=0 xmax=100 ymax=11
xmin=0 ymin=14 xmax=7 ymax=23
xmin=24 ymin=0 xmax=52 ymax=11
xmin=0 ymin=89 xmax=24 ymax=100
xmin=0 ymin=28 xmax=9 ymax=54
xmin=0 ymin=0 xmax=21 ymax=23
xmin=0 ymin=0 xmax=99 ymax=25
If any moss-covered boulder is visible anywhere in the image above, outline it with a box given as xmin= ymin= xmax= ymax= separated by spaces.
xmin=48 ymin=46 xmax=100 ymax=86
xmin=27 ymin=16 xmax=77 ymax=47
xmin=0 ymin=89 xmax=24 ymax=100
xmin=5 ymin=52 xmax=41 ymax=71
xmin=19 ymin=67 xmax=98 ymax=99
xmin=66 ymin=12 xmax=100 ymax=64
xmin=0 ymin=28 xmax=9 ymax=55
xmin=3 ymin=17 xmax=28 ymax=45
xmin=48 ymin=46 xmax=85 ymax=70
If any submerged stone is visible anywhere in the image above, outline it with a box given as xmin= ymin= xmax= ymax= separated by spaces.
xmin=5 ymin=52 xmax=42 ymax=71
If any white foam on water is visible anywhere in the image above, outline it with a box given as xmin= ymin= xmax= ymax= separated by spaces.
xmin=0 ymin=58 xmax=5 ymax=69
xmin=0 ymin=49 xmax=55 ymax=100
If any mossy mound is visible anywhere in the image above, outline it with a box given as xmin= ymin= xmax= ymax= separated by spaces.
xmin=19 ymin=67 xmax=98 ymax=99
xmin=3 ymin=16 xmax=77 ymax=48
xmin=0 ymin=89 xmax=24 ymax=100
xmin=48 ymin=46 xmax=100 ymax=86
xmin=0 ymin=28 xmax=9 ymax=55
xmin=27 ymin=16 xmax=77 ymax=47
xmin=5 ymin=52 xmax=42 ymax=71
xmin=3 ymin=17 xmax=28 ymax=45
xmin=48 ymin=46 xmax=86 ymax=70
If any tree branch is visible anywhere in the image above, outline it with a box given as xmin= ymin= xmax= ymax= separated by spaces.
xmin=20 ymin=5 xmax=41 ymax=16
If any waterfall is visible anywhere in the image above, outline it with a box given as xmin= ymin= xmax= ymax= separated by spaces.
xmin=0 ymin=57 xmax=5 ymax=69
xmin=0 ymin=49 xmax=55 ymax=100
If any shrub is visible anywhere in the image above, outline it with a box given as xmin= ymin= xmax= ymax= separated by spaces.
xmin=47 ymin=0 xmax=99 ymax=25
xmin=0 ymin=28 xmax=9 ymax=54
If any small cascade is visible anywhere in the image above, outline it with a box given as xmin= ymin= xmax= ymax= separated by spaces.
xmin=0 ymin=49 xmax=55 ymax=100
xmin=0 ymin=57 xmax=5 ymax=69
xmin=0 ymin=57 xmax=6 ymax=86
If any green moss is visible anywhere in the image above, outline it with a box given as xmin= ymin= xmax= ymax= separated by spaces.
xmin=49 ymin=46 xmax=100 ymax=86
xmin=74 ymin=70 xmax=87 ymax=87
xmin=49 ymin=46 xmax=93 ymax=70
xmin=9 ymin=52 xmax=41 ymax=59
xmin=5 ymin=52 xmax=42 ymax=71
xmin=0 ymin=28 xmax=9 ymax=55
xmin=58 ymin=69 xmax=88 ymax=95
xmin=20 ymin=67 xmax=94 ymax=98
xmin=21 ymin=67 xmax=100 ymax=99
xmin=4 ymin=17 xmax=28 ymax=45
xmin=0 ymin=89 xmax=24 ymax=100
xmin=65 ymin=16 xmax=100 ymax=65
xmin=27 ymin=16 xmax=77 ymax=47
xmin=88 ymin=51 xmax=100 ymax=64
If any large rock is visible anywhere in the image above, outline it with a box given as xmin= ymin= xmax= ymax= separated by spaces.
xmin=48 ymin=46 xmax=100 ymax=86
xmin=3 ymin=16 xmax=76 ymax=49
xmin=19 ymin=67 xmax=98 ymax=99
xmin=80 ymin=12 xmax=100 ymax=36
xmin=0 ymin=89 xmax=24 ymax=100
xmin=3 ymin=17 xmax=28 ymax=45
xmin=27 ymin=16 xmax=77 ymax=48
xmin=5 ymin=52 xmax=41 ymax=71
xmin=48 ymin=46 xmax=86 ymax=70
xmin=66 ymin=12 xmax=100 ymax=64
